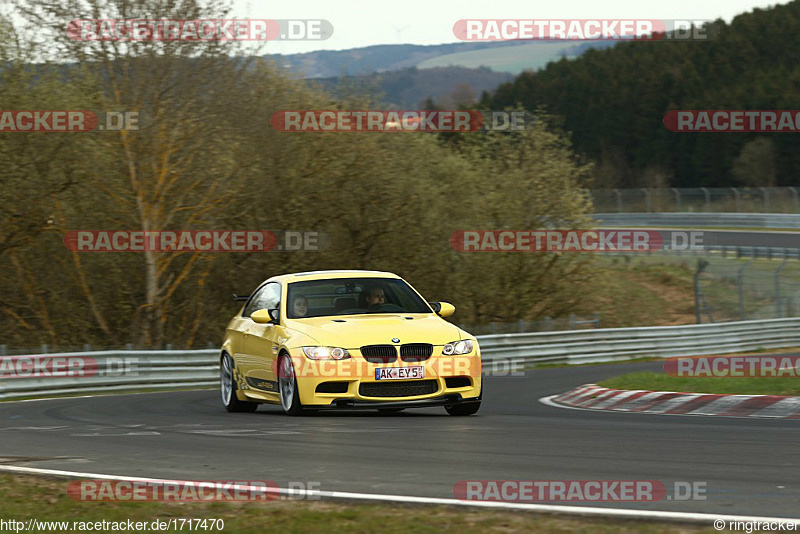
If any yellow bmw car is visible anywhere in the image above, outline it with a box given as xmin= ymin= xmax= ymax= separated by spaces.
xmin=219 ymin=270 xmax=482 ymax=416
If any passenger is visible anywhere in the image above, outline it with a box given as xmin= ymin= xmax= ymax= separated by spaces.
xmin=292 ymin=296 xmax=308 ymax=317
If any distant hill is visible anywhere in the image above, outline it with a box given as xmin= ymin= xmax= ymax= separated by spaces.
xmin=265 ymin=41 xmax=613 ymax=78
xmin=417 ymin=41 xmax=615 ymax=73
xmin=311 ymin=66 xmax=514 ymax=108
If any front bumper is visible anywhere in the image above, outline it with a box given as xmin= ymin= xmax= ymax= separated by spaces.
xmin=289 ymin=350 xmax=482 ymax=407
xmin=316 ymin=393 xmax=474 ymax=410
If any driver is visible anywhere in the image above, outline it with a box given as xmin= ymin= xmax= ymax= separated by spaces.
xmin=363 ymin=286 xmax=386 ymax=310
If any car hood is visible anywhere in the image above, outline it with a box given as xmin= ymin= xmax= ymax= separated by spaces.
xmin=285 ymin=313 xmax=464 ymax=349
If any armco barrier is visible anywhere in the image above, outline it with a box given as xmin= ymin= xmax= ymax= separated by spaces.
xmin=592 ymin=212 xmax=800 ymax=229
xmin=591 ymin=213 xmax=800 ymax=259
xmin=479 ymin=317 xmax=800 ymax=371
xmin=0 ymin=350 xmax=218 ymax=400
xmin=1 ymin=318 xmax=799 ymax=399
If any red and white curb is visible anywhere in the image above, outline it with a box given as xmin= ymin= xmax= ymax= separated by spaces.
xmin=544 ymin=384 xmax=800 ymax=419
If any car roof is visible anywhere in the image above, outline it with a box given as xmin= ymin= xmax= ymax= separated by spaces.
xmin=265 ymin=270 xmax=401 ymax=284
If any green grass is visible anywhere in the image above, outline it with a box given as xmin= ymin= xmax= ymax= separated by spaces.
xmin=597 ymin=253 xmax=800 ymax=280
xmin=0 ymin=474 xmax=740 ymax=533
xmin=599 ymin=371 xmax=800 ymax=396
xmin=586 ymin=253 xmax=800 ymax=325
xmin=530 ymin=357 xmax=661 ymax=370
xmin=576 ymin=259 xmax=697 ymax=327
xmin=530 ymin=348 xmax=797 ymax=371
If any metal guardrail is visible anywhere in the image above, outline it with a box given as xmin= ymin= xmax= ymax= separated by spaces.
xmin=590 ymin=187 xmax=800 ymax=214
xmin=2 ymin=318 xmax=799 ymax=399
xmin=591 ymin=213 xmax=800 ymax=260
xmin=592 ymin=212 xmax=800 ymax=229
xmin=0 ymin=350 xmax=219 ymax=400
xmin=479 ymin=317 xmax=800 ymax=371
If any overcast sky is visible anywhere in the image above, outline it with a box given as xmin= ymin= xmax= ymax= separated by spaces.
xmin=234 ymin=0 xmax=787 ymax=54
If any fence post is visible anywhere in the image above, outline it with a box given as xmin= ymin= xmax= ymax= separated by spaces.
xmin=700 ymin=187 xmax=711 ymax=212
xmin=41 ymin=344 xmax=48 ymax=354
xmin=694 ymin=259 xmax=709 ymax=324
xmin=518 ymin=319 xmax=525 ymax=333
xmin=738 ymin=261 xmax=752 ymax=321
xmin=544 ymin=317 xmax=552 ymax=331
xmin=642 ymin=188 xmax=652 ymax=213
xmin=790 ymin=186 xmax=799 ymax=213
xmin=0 ymin=345 xmax=6 ymax=356
xmin=731 ymin=187 xmax=741 ymax=213
xmin=759 ymin=187 xmax=769 ymax=213
xmin=671 ymin=188 xmax=681 ymax=211
xmin=775 ymin=258 xmax=788 ymax=318
xmin=613 ymin=189 xmax=622 ymax=213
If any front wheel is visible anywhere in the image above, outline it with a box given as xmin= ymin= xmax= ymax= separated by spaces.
xmin=445 ymin=401 xmax=481 ymax=416
xmin=278 ymin=354 xmax=304 ymax=416
xmin=220 ymin=353 xmax=258 ymax=413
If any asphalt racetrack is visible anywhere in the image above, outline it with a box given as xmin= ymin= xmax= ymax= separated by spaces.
xmin=1 ymin=360 xmax=798 ymax=518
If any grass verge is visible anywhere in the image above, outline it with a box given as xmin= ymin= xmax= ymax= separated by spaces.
xmin=599 ymin=372 xmax=800 ymax=396
xmin=0 ymin=474 xmax=738 ymax=533
xmin=531 ymin=348 xmax=800 ymax=371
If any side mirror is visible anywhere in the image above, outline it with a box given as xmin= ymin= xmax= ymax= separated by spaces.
xmin=431 ymin=301 xmax=455 ymax=318
xmin=252 ymin=308 xmax=278 ymax=324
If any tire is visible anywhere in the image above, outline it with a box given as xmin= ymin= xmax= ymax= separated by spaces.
xmin=220 ymin=353 xmax=258 ymax=413
xmin=278 ymin=353 xmax=304 ymax=416
xmin=445 ymin=375 xmax=482 ymax=416
xmin=445 ymin=401 xmax=481 ymax=416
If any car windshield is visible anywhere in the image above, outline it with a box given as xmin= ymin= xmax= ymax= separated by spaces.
xmin=286 ymin=277 xmax=432 ymax=319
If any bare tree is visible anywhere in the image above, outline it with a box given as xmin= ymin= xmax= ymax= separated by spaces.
xmin=15 ymin=0 xmax=261 ymax=345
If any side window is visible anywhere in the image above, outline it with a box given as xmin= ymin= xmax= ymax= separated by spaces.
xmin=243 ymin=283 xmax=281 ymax=318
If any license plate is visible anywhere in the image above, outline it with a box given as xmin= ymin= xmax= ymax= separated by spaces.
xmin=375 ymin=366 xmax=424 ymax=380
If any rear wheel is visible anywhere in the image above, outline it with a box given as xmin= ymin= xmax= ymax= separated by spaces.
xmin=220 ymin=353 xmax=258 ymax=413
xmin=279 ymin=353 xmax=304 ymax=416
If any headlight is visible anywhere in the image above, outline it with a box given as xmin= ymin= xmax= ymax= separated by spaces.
xmin=442 ymin=340 xmax=474 ymax=355
xmin=302 ymin=346 xmax=351 ymax=360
